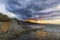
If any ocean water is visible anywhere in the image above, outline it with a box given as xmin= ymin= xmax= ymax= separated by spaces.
xmin=44 ymin=24 xmax=60 ymax=32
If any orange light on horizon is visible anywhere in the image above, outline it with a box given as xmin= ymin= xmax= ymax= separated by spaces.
xmin=36 ymin=20 xmax=46 ymax=24
xmin=24 ymin=19 xmax=60 ymax=25
xmin=24 ymin=19 xmax=46 ymax=24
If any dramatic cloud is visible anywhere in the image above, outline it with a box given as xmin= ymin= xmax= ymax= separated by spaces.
xmin=0 ymin=0 xmax=60 ymax=20
xmin=0 ymin=0 xmax=16 ymax=18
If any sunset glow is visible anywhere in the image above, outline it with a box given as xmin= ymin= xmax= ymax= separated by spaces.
xmin=24 ymin=19 xmax=60 ymax=25
xmin=24 ymin=19 xmax=46 ymax=24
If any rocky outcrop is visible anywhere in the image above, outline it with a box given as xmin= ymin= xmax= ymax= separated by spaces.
xmin=0 ymin=13 xmax=25 ymax=40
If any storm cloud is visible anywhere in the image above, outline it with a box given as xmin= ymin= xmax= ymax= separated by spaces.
xmin=0 ymin=0 xmax=60 ymax=20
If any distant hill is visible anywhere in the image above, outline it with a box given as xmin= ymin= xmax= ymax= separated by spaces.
xmin=0 ymin=13 xmax=11 ymax=22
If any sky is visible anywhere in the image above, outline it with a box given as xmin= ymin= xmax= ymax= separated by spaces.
xmin=0 ymin=0 xmax=60 ymax=24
